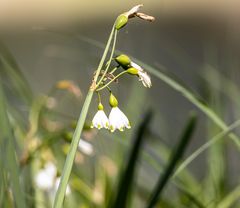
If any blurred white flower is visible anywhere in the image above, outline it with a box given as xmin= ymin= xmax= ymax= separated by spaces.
xmin=78 ymin=139 xmax=94 ymax=155
xmin=35 ymin=162 xmax=71 ymax=199
xmin=130 ymin=62 xmax=152 ymax=88
xmin=35 ymin=162 xmax=56 ymax=191
xmin=109 ymin=107 xmax=131 ymax=132
xmin=91 ymin=103 xmax=109 ymax=129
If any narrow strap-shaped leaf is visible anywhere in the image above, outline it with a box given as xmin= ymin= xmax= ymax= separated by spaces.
xmin=146 ymin=113 xmax=197 ymax=208
xmin=0 ymin=81 xmax=26 ymax=208
xmin=0 ymin=43 xmax=33 ymax=104
xmin=110 ymin=111 xmax=152 ymax=208
xmin=217 ymin=185 xmax=240 ymax=208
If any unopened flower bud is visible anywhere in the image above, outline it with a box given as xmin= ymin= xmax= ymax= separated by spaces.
xmin=115 ymin=14 xmax=128 ymax=30
xmin=115 ymin=54 xmax=131 ymax=68
xmin=109 ymin=93 xmax=118 ymax=107
xmin=127 ymin=67 xmax=138 ymax=75
xmin=98 ymin=103 xmax=104 ymax=110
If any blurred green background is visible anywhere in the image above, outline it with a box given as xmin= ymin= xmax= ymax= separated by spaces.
xmin=0 ymin=0 xmax=240 ymax=207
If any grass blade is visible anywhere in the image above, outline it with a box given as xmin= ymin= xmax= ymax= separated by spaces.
xmin=217 ymin=185 xmax=240 ymax=208
xmin=0 ymin=43 xmax=33 ymax=104
xmin=173 ymin=119 xmax=240 ymax=177
xmin=146 ymin=113 xmax=197 ymax=208
xmin=110 ymin=111 xmax=152 ymax=208
xmin=0 ymin=82 xmax=26 ymax=208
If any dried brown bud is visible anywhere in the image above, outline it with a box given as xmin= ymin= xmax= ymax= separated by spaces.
xmin=135 ymin=12 xmax=155 ymax=22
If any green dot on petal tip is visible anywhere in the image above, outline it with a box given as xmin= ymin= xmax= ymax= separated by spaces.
xmin=110 ymin=125 xmax=114 ymax=132
xmin=115 ymin=14 xmax=128 ymax=30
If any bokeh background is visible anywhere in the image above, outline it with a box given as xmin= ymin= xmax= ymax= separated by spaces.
xmin=1 ymin=0 xmax=240 ymax=207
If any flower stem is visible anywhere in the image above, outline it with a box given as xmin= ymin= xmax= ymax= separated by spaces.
xmin=110 ymin=66 xmax=119 ymax=74
xmin=96 ymin=29 xmax=118 ymax=87
xmin=96 ymin=70 xmax=128 ymax=92
xmin=53 ymin=25 xmax=115 ymax=208
xmin=97 ymin=91 xmax=101 ymax=103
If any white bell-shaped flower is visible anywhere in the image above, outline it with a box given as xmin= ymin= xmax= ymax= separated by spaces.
xmin=108 ymin=93 xmax=131 ymax=132
xmin=91 ymin=103 xmax=109 ymax=129
xmin=109 ymin=107 xmax=131 ymax=132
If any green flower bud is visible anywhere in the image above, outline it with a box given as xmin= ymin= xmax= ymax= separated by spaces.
xmin=98 ymin=103 xmax=104 ymax=110
xmin=115 ymin=54 xmax=131 ymax=68
xmin=109 ymin=93 xmax=118 ymax=107
xmin=127 ymin=67 xmax=138 ymax=75
xmin=115 ymin=14 xmax=128 ymax=30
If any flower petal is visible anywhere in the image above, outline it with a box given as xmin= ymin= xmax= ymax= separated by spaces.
xmin=138 ymin=70 xmax=152 ymax=88
xmin=92 ymin=110 xmax=109 ymax=130
xmin=109 ymin=107 xmax=131 ymax=132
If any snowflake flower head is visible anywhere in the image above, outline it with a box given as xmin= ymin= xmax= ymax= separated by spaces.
xmin=108 ymin=93 xmax=131 ymax=132
xmin=91 ymin=103 xmax=109 ymax=129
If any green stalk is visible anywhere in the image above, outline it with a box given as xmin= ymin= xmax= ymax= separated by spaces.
xmin=53 ymin=26 xmax=115 ymax=208
xmin=96 ymin=70 xmax=128 ymax=91
xmin=96 ymin=30 xmax=118 ymax=87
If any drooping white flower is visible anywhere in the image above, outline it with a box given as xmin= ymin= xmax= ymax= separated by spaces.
xmin=129 ymin=62 xmax=152 ymax=88
xmin=115 ymin=54 xmax=152 ymax=88
xmin=109 ymin=107 xmax=131 ymax=132
xmin=78 ymin=139 xmax=94 ymax=155
xmin=108 ymin=93 xmax=131 ymax=132
xmin=35 ymin=162 xmax=57 ymax=191
xmin=137 ymin=70 xmax=152 ymax=88
xmin=91 ymin=103 xmax=109 ymax=129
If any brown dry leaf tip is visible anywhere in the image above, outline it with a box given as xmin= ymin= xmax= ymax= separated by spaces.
xmin=135 ymin=12 xmax=155 ymax=22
